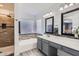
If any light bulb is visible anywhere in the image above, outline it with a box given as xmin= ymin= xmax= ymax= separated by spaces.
xmin=49 ymin=12 xmax=53 ymax=15
xmin=64 ymin=4 xmax=68 ymax=8
xmin=59 ymin=7 xmax=63 ymax=10
xmin=43 ymin=13 xmax=49 ymax=18
xmin=69 ymin=3 xmax=74 ymax=6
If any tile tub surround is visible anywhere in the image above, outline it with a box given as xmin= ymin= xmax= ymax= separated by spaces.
xmin=19 ymin=33 xmax=43 ymax=40
xmin=19 ymin=34 xmax=37 ymax=40
xmin=38 ymin=35 xmax=79 ymax=52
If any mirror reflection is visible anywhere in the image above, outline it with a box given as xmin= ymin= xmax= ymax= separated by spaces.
xmin=46 ymin=18 xmax=52 ymax=32
xmin=63 ymin=9 xmax=79 ymax=35
xmin=45 ymin=17 xmax=54 ymax=34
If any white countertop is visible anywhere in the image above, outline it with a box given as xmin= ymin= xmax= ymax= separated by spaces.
xmin=38 ymin=35 xmax=79 ymax=51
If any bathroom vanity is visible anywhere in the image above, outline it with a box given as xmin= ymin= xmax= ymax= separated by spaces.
xmin=37 ymin=35 xmax=79 ymax=56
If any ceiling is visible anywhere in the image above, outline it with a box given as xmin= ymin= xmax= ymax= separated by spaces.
xmin=15 ymin=3 xmax=63 ymax=20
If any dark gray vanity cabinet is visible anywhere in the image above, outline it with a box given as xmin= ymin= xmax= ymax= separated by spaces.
xmin=49 ymin=46 xmax=57 ymax=56
xmin=37 ymin=38 xmax=42 ymax=50
xmin=42 ymin=39 xmax=57 ymax=56
xmin=49 ymin=42 xmax=62 ymax=49
xmin=37 ymin=37 xmax=79 ymax=56
xmin=62 ymin=46 xmax=79 ymax=56
xmin=37 ymin=37 xmax=57 ymax=56
xmin=42 ymin=39 xmax=49 ymax=55
xmin=37 ymin=37 xmax=49 ymax=55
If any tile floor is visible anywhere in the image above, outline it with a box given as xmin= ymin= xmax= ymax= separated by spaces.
xmin=19 ymin=48 xmax=44 ymax=56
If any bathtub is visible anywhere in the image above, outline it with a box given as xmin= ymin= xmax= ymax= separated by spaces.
xmin=18 ymin=38 xmax=37 ymax=54
xmin=0 ymin=45 xmax=14 ymax=56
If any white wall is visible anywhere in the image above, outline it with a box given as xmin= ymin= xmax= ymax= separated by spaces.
xmin=36 ymin=19 xmax=43 ymax=34
xmin=14 ymin=4 xmax=20 ymax=55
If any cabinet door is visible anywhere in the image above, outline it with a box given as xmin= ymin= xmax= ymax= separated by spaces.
xmin=42 ymin=41 xmax=49 ymax=55
xmin=57 ymin=49 xmax=72 ymax=56
xmin=62 ymin=46 xmax=79 ymax=56
xmin=37 ymin=38 xmax=42 ymax=50
xmin=49 ymin=46 xmax=57 ymax=56
xmin=42 ymin=39 xmax=48 ymax=43
xmin=49 ymin=42 xmax=62 ymax=49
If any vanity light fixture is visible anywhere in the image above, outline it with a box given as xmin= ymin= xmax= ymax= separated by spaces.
xmin=59 ymin=7 xmax=63 ymax=10
xmin=69 ymin=3 xmax=74 ymax=6
xmin=49 ymin=12 xmax=53 ymax=15
xmin=64 ymin=4 xmax=68 ymax=8
xmin=43 ymin=13 xmax=49 ymax=18
xmin=59 ymin=3 xmax=75 ymax=11
xmin=43 ymin=12 xmax=53 ymax=18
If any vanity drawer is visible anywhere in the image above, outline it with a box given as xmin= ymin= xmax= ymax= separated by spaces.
xmin=42 ymin=41 xmax=49 ymax=55
xmin=49 ymin=42 xmax=62 ymax=49
xmin=57 ymin=49 xmax=72 ymax=56
xmin=62 ymin=46 xmax=79 ymax=56
xmin=42 ymin=39 xmax=48 ymax=43
xmin=37 ymin=38 xmax=42 ymax=50
xmin=37 ymin=37 xmax=42 ymax=40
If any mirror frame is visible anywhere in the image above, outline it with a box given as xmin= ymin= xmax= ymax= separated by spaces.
xmin=61 ymin=8 xmax=79 ymax=36
xmin=45 ymin=16 xmax=54 ymax=34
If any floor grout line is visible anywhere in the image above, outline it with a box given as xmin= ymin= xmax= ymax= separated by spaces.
xmin=19 ymin=48 xmax=44 ymax=56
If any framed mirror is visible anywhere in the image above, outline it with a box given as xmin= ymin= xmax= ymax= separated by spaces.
xmin=61 ymin=8 xmax=79 ymax=36
xmin=45 ymin=16 xmax=54 ymax=34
